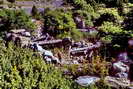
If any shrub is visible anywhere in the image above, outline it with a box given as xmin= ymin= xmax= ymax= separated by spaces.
xmin=74 ymin=10 xmax=98 ymax=26
xmin=98 ymin=21 xmax=123 ymax=45
xmin=57 ymin=28 xmax=84 ymax=41
xmin=70 ymin=29 xmax=84 ymax=41
xmin=99 ymin=22 xmax=123 ymax=34
xmin=66 ymin=56 xmax=110 ymax=78
xmin=43 ymin=9 xmax=76 ymax=36
xmin=0 ymin=42 xmax=73 ymax=89
xmin=95 ymin=8 xmax=123 ymax=26
xmin=0 ymin=9 xmax=36 ymax=32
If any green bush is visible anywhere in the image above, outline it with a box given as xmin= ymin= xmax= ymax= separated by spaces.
xmin=97 ymin=8 xmax=123 ymax=21
xmin=0 ymin=42 xmax=72 ymax=89
xmin=0 ymin=9 xmax=36 ymax=32
xmin=74 ymin=10 xmax=96 ymax=26
xmin=99 ymin=22 xmax=123 ymax=34
xmin=68 ymin=0 xmax=87 ymax=9
xmin=65 ymin=56 xmax=110 ymax=78
xmin=43 ymin=9 xmax=76 ymax=36
xmin=70 ymin=29 xmax=84 ymax=41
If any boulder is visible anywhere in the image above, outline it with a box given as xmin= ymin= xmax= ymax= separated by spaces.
xmin=21 ymin=31 xmax=31 ymax=37
xmin=117 ymin=52 xmax=129 ymax=63
xmin=42 ymin=49 xmax=60 ymax=64
xmin=75 ymin=76 xmax=100 ymax=87
xmin=52 ymin=56 xmax=60 ymax=64
xmin=32 ymin=43 xmax=44 ymax=52
xmin=113 ymin=61 xmax=129 ymax=73
xmin=115 ymin=72 xmax=128 ymax=78
xmin=43 ymin=50 xmax=53 ymax=57
xmin=44 ymin=56 xmax=52 ymax=63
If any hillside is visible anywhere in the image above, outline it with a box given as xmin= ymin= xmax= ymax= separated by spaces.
xmin=0 ymin=0 xmax=133 ymax=89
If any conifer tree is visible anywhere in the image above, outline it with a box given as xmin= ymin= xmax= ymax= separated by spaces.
xmin=31 ymin=5 xmax=38 ymax=17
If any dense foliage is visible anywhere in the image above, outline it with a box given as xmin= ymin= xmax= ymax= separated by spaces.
xmin=0 ymin=9 xmax=36 ymax=32
xmin=0 ymin=42 xmax=71 ymax=89
xmin=0 ymin=42 xmax=111 ymax=89
xmin=43 ymin=9 xmax=85 ymax=40
xmin=1 ymin=0 xmax=133 ymax=88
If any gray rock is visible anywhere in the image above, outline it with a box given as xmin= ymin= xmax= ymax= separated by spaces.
xmin=52 ymin=56 xmax=60 ymax=64
xmin=72 ymin=60 xmax=79 ymax=64
xmin=115 ymin=72 xmax=128 ymax=78
xmin=113 ymin=61 xmax=129 ymax=73
xmin=21 ymin=31 xmax=31 ymax=37
xmin=75 ymin=76 xmax=100 ymax=86
xmin=105 ymin=76 xmax=130 ymax=88
xmin=43 ymin=50 xmax=53 ymax=57
xmin=44 ymin=56 xmax=52 ymax=63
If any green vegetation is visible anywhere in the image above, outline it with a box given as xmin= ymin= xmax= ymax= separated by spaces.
xmin=0 ymin=42 xmax=111 ymax=89
xmin=0 ymin=0 xmax=133 ymax=88
xmin=43 ymin=9 xmax=82 ymax=40
xmin=0 ymin=42 xmax=71 ymax=89
xmin=0 ymin=9 xmax=36 ymax=32
xmin=66 ymin=56 xmax=110 ymax=77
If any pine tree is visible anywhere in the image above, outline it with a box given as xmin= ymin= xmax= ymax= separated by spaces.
xmin=31 ymin=5 xmax=38 ymax=17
